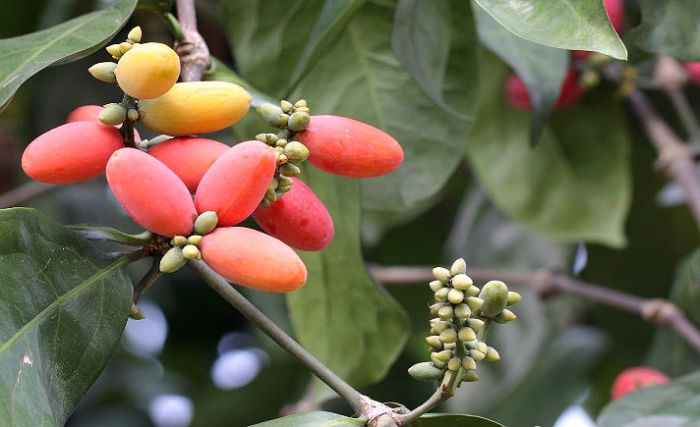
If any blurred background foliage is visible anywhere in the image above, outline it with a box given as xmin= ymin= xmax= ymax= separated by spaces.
xmin=1 ymin=0 xmax=700 ymax=426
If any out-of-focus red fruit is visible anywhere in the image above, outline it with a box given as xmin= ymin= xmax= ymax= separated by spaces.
xmin=195 ymin=141 xmax=276 ymax=226
xmin=572 ymin=0 xmax=624 ymax=59
xmin=149 ymin=137 xmax=229 ymax=193
xmin=200 ymin=227 xmax=307 ymax=292
xmin=295 ymin=115 xmax=403 ymax=178
xmin=66 ymin=105 xmax=104 ymax=123
xmin=252 ymin=178 xmax=334 ymax=251
xmin=611 ymin=367 xmax=670 ymax=400
xmin=505 ymin=71 xmax=584 ymax=111
xmin=685 ymin=62 xmax=700 ymax=85
xmin=22 ymin=121 xmax=123 ymax=183
xmin=106 ymin=148 xmax=197 ymax=237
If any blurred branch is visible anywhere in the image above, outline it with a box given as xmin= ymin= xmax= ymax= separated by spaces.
xmin=133 ymin=257 xmax=162 ymax=303
xmin=175 ymin=0 xmax=209 ymax=81
xmin=372 ymin=265 xmax=700 ymax=355
xmin=666 ymin=88 xmax=700 ymax=147
xmin=0 ymin=181 xmax=56 ymax=208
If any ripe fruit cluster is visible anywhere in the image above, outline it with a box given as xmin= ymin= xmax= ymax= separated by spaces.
xmin=610 ymin=366 xmax=669 ymax=400
xmin=408 ymin=259 xmax=520 ymax=388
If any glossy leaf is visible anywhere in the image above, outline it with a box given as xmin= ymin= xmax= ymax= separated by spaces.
xmin=0 ymin=0 xmax=137 ymax=112
xmin=473 ymin=0 xmax=627 ymax=59
xmin=598 ymin=371 xmax=700 ymax=427
xmin=416 ymin=414 xmax=504 ymax=427
xmin=0 ymin=208 xmax=133 ymax=426
xmin=250 ymin=411 xmax=364 ymax=426
xmin=473 ymin=3 xmax=568 ymax=145
xmin=467 ymin=52 xmax=630 ymax=247
xmin=287 ymin=167 xmax=409 ymax=387
xmin=633 ymin=0 xmax=700 ymax=61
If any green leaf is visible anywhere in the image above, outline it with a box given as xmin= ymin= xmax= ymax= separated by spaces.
xmin=467 ymin=52 xmax=630 ymax=247
xmin=0 ymin=208 xmax=133 ymax=426
xmin=598 ymin=371 xmax=700 ymax=427
xmin=250 ymin=411 xmax=364 ymax=426
xmin=473 ymin=0 xmax=627 ymax=60
xmin=415 ymin=413 xmax=504 ymax=427
xmin=287 ymin=168 xmax=409 ymax=387
xmin=69 ymin=224 xmax=152 ymax=246
xmin=0 ymin=0 xmax=137 ymax=112
xmin=203 ymin=56 xmax=277 ymax=107
xmin=292 ymin=1 xmax=477 ymax=212
xmin=473 ymin=3 xmax=568 ymax=145
xmin=633 ymin=0 xmax=700 ymax=61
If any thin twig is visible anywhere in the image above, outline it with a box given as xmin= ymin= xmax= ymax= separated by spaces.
xmin=0 ymin=181 xmax=57 ymax=208
xmin=666 ymin=89 xmax=700 ymax=147
xmin=175 ymin=0 xmax=210 ymax=81
xmin=371 ymin=265 xmax=700 ymax=354
xmin=398 ymin=388 xmax=448 ymax=426
xmin=133 ymin=257 xmax=162 ymax=302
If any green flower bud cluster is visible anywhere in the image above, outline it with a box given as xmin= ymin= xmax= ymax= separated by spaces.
xmin=255 ymin=100 xmax=312 ymax=208
xmin=407 ymin=258 xmax=521 ymax=390
xmin=160 ymin=211 xmax=218 ymax=273
xmin=105 ymin=26 xmax=142 ymax=61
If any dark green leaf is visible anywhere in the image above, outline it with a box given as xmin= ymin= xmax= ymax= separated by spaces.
xmin=249 ymin=411 xmax=364 ymax=426
xmin=633 ymin=0 xmax=700 ymax=61
xmin=287 ymin=168 xmax=409 ymax=387
xmin=136 ymin=0 xmax=173 ymax=14
xmin=0 ymin=0 xmax=137 ymax=113
xmin=0 ymin=208 xmax=133 ymax=426
xmin=598 ymin=371 xmax=700 ymax=427
xmin=473 ymin=0 xmax=627 ymax=59
xmin=467 ymin=52 xmax=630 ymax=247
xmin=473 ymin=3 xmax=568 ymax=145
xmin=203 ymin=56 xmax=277 ymax=107
xmin=415 ymin=413 xmax=504 ymax=427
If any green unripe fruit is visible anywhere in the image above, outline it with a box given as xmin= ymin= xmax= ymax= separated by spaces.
xmin=451 ymin=274 xmax=473 ymax=291
xmin=426 ymin=336 xmax=443 ymax=350
xmin=408 ymin=362 xmax=444 ymax=382
xmin=447 ymin=357 xmax=461 ymax=372
xmin=279 ymin=163 xmax=301 ymax=177
xmin=280 ymin=100 xmax=294 ymax=113
xmin=439 ymin=328 xmax=457 ymax=344
xmin=462 ymin=370 xmax=479 ymax=382
xmin=479 ymin=280 xmax=509 ymax=317
xmin=447 ymin=288 xmax=465 ymax=304
xmin=454 ymin=303 xmax=471 ymax=319
xmin=127 ymin=26 xmax=142 ymax=43
xmin=283 ymin=141 xmax=310 ymax=163
xmin=466 ymin=296 xmax=484 ymax=311
xmin=470 ymin=350 xmax=486 ymax=362
xmin=106 ymin=44 xmax=122 ymax=58
xmin=495 ymin=309 xmax=517 ymax=324
xmin=434 ymin=349 xmax=452 ymax=362
xmin=467 ymin=318 xmax=485 ymax=331
xmin=450 ymin=258 xmax=467 ymax=276
xmin=172 ymin=235 xmax=188 ymax=247
xmin=434 ymin=287 xmax=449 ymax=302
xmin=88 ymin=62 xmax=117 ymax=83
xmin=127 ymin=108 xmax=139 ymax=121
xmin=294 ymin=99 xmax=307 ymax=108
xmin=485 ymin=347 xmax=500 ymax=362
xmin=182 ymin=244 xmax=201 ymax=260
xmin=278 ymin=113 xmax=290 ymax=128
xmin=194 ymin=211 xmax=218 ymax=235
xmin=429 ymin=280 xmax=444 ymax=292
xmin=188 ymin=235 xmax=203 ymax=246
xmin=430 ymin=354 xmax=446 ymax=369
xmin=461 ymin=356 xmax=477 ymax=371
xmin=438 ymin=305 xmax=453 ymax=320
xmin=287 ymin=112 xmax=311 ymax=132
xmin=160 ymin=247 xmax=187 ymax=273
xmin=507 ymin=291 xmax=522 ymax=306
xmin=458 ymin=327 xmax=476 ymax=342
xmin=257 ymin=103 xmax=284 ymax=127
xmin=99 ymin=103 xmax=127 ymax=126
xmin=432 ymin=267 xmax=451 ymax=283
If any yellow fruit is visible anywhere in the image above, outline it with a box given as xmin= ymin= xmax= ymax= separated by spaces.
xmin=114 ymin=42 xmax=180 ymax=99
xmin=138 ymin=81 xmax=252 ymax=136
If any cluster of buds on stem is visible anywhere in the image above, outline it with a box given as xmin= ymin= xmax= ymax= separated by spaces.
xmin=408 ymin=258 xmax=521 ymax=395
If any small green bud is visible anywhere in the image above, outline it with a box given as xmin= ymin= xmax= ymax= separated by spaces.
xmin=451 ymin=274 xmax=473 ymax=291
xmin=470 ymin=350 xmax=486 ymax=362
xmin=507 ymin=291 xmax=522 ymax=306
xmin=479 ymin=280 xmax=509 ymax=317
xmin=450 ymin=258 xmax=467 ymax=276
xmin=430 ymin=320 xmax=451 ymax=334
xmin=465 ymin=285 xmax=481 ymax=297
xmin=462 ymin=370 xmax=479 ymax=382
xmin=194 ymin=211 xmax=218 ymax=235
xmin=447 ymin=288 xmax=465 ymax=304
xmin=127 ymin=108 xmax=139 ymax=121
xmin=159 ymin=247 xmax=187 ymax=273
xmin=476 ymin=342 xmax=488 ymax=354
xmin=447 ymin=357 xmax=461 ymax=372
xmin=119 ymin=41 xmax=132 ymax=54
xmin=172 ymin=235 xmax=188 ymax=247
xmin=257 ymin=103 xmax=285 ymax=127
xmin=280 ymin=100 xmax=294 ymax=113
xmin=589 ymin=52 xmax=612 ymax=66
xmin=429 ymin=280 xmax=444 ymax=292
xmin=129 ymin=304 xmax=145 ymax=320
xmin=260 ymin=199 xmax=272 ymax=208
xmin=106 ymin=44 xmax=122 ymax=58
xmin=266 ymin=133 xmax=279 ymax=144
xmin=458 ymin=327 xmax=476 ymax=342
xmin=434 ymin=349 xmax=452 ymax=362
xmin=182 ymin=244 xmax=201 ymax=260
xmin=279 ymin=163 xmax=301 ymax=177
xmin=429 ymin=302 xmax=446 ymax=315
xmin=485 ymin=346 xmax=500 ymax=362
xmin=425 ymin=336 xmax=443 ymax=350
xmin=99 ymin=103 xmax=127 ymax=126
xmin=438 ymin=305 xmax=453 ymax=320
xmin=467 ymin=318 xmax=485 ymax=331
xmin=88 ymin=62 xmax=117 ymax=83
xmin=434 ymin=287 xmax=449 ymax=302
xmin=430 ymin=354 xmax=446 ymax=369
xmin=432 ymin=267 xmax=451 ymax=283
xmin=187 ymin=235 xmax=203 ymax=246
xmin=264 ymin=189 xmax=278 ymax=202
xmin=408 ymin=362 xmax=444 ymax=382
xmin=275 ymin=139 xmax=287 ymax=148
xmin=294 ymin=99 xmax=307 ymax=108
xmin=287 ymin=111 xmax=311 ymax=132
xmin=296 ymin=107 xmax=310 ymax=113
xmin=464 ymin=340 xmax=478 ymax=349
xmin=255 ymin=133 xmax=268 ymax=142
xmin=439 ymin=328 xmax=457 ymax=344
xmin=495 ymin=309 xmax=517 ymax=324
xmin=443 ymin=342 xmax=457 ymax=350
xmin=268 ymin=178 xmax=279 ymax=192
xmin=461 ymin=356 xmax=477 ymax=371
xmin=283 ymin=141 xmax=310 ymax=163
xmin=278 ymin=113 xmax=290 ymax=127
xmin=466 ymin=296 xmax=484 ymax=311
xmin=127 ymin=26 xmax=142 ymax=43
xmin=454 ymin=303 xmax=471 ymax=319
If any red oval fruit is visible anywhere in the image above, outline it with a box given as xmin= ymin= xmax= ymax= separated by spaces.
xmin=253 ymin=178 xmax=334 ymax=251
xmin=295 ymin=115 xmax=403 ymax=178
xmin=106 ymin=148 xmax=197 ymax=237
xmin=505 ymin=71 xmax=584 ymax=111
xmin=195 ymin=140 xmax=276 ymax=226
xmin=685 ymin=62 xmax=700 ymax=85
xmin=200 ymin=227 xmax=307 ymax=292
xmin=22 ymin=121 xmax=123 ymax=183
xmin=611 ymin=367 xmax=669 ymax=400
xmin=149 ymin=137 xmax=229 ymax=193
xmin=66 ymin=105 xmax=104 ymax=123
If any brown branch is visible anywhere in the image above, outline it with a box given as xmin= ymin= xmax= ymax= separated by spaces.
xmin=175 ymin=0 xmax=209 ymax=81
xmin=0 ymin=181 xmax=57 ymax=208
xmin=371 ymin=265 xmax=700 ymax=354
